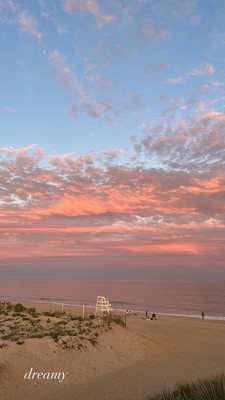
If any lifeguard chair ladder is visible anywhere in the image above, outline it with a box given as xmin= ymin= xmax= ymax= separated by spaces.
xmin=95 ymin=296 xmax=112 ymax=316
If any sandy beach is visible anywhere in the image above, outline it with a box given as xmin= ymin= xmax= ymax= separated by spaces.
xmin=1 ymin=301 xmax=225 ymax=400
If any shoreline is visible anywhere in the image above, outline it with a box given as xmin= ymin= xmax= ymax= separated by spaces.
xmin=1 ymin=296 xmax=225 ymax=321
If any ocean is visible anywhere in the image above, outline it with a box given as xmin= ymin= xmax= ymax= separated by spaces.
xmin=0 ymin=280 xmax=225 ymax=320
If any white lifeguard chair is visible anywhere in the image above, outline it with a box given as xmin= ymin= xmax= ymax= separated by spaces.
xmin=95 ymin=296 xmax=112 ymax=316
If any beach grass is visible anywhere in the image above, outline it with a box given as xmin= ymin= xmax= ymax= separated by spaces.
xmin=149 ymin=374 xmax=225 ymax=400
xmin=0 ymin=302 xmax=118 ymax=350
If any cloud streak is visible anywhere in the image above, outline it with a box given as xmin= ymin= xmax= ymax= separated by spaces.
xmin=167 ymin=62 xmax=215 ymax=84
xmin=18 ymin=10 xmax=43 ymax=40
xmin=61 ymin=0 xmax=114 ymax=27
xmin=48 ymin=48 xmax=116 ymax=123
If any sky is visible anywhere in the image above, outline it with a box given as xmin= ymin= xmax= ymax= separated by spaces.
xmin=0 ymin=0 xmax=225 ymax=279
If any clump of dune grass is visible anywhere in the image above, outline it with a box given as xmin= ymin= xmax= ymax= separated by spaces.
xmin=0 ymin=302 xmax=126 ymax=351
xmin=13 ymin=303 xmax=25 ymax=313
xmin=149 ymin=374 xmax=225 ymax=400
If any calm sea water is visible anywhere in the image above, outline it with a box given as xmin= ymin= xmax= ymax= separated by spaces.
xmin=0 ymin=280 xmax=225 ymax=319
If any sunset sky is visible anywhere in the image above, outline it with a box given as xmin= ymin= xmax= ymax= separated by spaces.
xmin=0 ymin=0 xmax=225 ymax=279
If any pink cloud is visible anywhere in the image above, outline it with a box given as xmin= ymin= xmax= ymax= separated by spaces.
xmin=4 ymin=106 xmax=16 ymax=114
xmin=177 ymin=121 xmax=186 ymax=129
xmin=18 ymin=11 xmax=43 ymax=40
xmin=101 ymin=148 xmax=126 ymax=162
xmin=87 ymin=101 xmax=111 ymax=118
xmin=88 ymin=73 xmax=112 ymax=90
xmin=139 ymin=19 xmax=169 ymax=40
xmin=49 ymin=49 xmax=115 ymax=123
xmin=123 ymin=92 xmax=145 ymax=111
xmin=39 ymin=2 xmax=68 ymax=36
xmin=62 ymin=0 xmax=114 ymax=27
xmin=145 ymin=63 xmax=167 ymax=74
xmin=189 ymin=62 xmax=215 ymax=77
xmin=48 ymin=49 xmax=80 ymax=92
xmin=167 ymin=62 xmax=215 ymax=85
xmin=69 ymin=106 xmax=78 ymax=119
xmin=88 ymin=107 xmax=102 ymax=118
xmin=201 ymin=111 xmax=225 ymax=121
xmin=6 ymin=0 xmax=17 ymax=11
xmin=167 ymin=77 xmax=185 ymax=84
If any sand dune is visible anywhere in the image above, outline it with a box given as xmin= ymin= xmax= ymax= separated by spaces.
xmin=1 ymin=302 xmax=225 ymax=400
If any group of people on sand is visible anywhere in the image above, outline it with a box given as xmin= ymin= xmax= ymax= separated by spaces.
xmin=145 ymin=309 xmax=157 ymax=320
xmin=127 ymin=308 xmax=205 ymax=320
xmin=145 ymin=310 xmax=205 ymax=319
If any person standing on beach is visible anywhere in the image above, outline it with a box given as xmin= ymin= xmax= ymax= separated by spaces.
xmin=201 ymin=311 xmax=205 ymax=319
xmin=145 ymin=309 xmax=148 ymax=319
